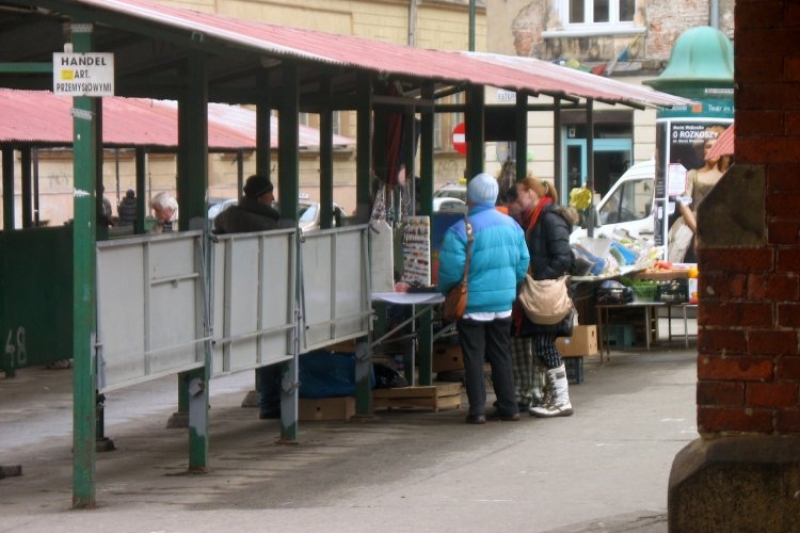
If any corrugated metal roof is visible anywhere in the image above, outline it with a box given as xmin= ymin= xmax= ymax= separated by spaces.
xmin=705 ymin=123 xmax=734 ymax=162
xmin=71 ymin=0 xmax=692 ymax=109
xmin=0 ymin=89 xmax=354 ymax=149
xmin=461 ymin=52 xmax=689 ymax=108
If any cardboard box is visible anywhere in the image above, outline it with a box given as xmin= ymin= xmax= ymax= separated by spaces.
xmin=556 ymin=325 xmax=598 ymax=357
xmin=299 ymin=396 xmax=356 ymax=421
xmin=433 ymin=343 xmax=464 ymax=373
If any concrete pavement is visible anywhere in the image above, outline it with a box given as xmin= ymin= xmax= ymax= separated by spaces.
xmin=0 ymin=342 xmax=697 ymax=533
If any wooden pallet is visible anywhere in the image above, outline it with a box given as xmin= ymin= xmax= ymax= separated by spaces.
xmin=372 ymin=383 xmax=462 ymax=412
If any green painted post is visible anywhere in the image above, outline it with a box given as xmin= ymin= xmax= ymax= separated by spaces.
xmin=279 ymin=62 xmax=300 ymax=441
xmin=250 ymin=71 xmax=273 ymax=400
xmin=278 ymin=63 xmax=300 ymax=221
xmin=356 ymin=72 xmax=373 ymax=222
xmin=417 ymin=85 xmax=435 ymax=386
xmin=178 ymin=51 xmax=210 ymax=470
xmin=2 ymin=146 xmax=14 ymax=231
xmin=465 ymin=85 xmax=485 ymax=180
xmin=256 ymin=70 xmax=271 ymax=179
xmin=70 ymin=22 xmax=98 ymax=509
xmin=320 ymin=77 xmax=333 ymax=230
xmin=21 ymin=148 xmax=32 ymax=228
xmin=134 ymin=147 xmax=146 ymax=234
xmin=355 ymin=72 xmax=373 ymax=415
xmin=516 ymin=92 xmax=528 ymax=183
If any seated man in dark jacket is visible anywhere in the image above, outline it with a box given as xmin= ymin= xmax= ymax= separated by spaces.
xmin=214 ymin=174 xmax=293 ymax=419
xmin=214 ymin=174 xmax=288 ymax=234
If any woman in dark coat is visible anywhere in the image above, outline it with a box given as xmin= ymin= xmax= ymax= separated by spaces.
xmin=513 ymin=175 xmax=578 ymax=418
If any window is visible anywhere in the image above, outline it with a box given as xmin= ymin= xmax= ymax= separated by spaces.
xmin=564 ymin=0 xmax=635 ymax=26
xmin=598 ymin=177 xmax=651 ymax=226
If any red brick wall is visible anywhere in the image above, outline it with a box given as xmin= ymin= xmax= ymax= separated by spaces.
xmin=697 ymin=0 xmax=800 ymax=436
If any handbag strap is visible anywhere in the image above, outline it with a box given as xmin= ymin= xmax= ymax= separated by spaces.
xmin=462 ymin=215 xmax=474 ymax=285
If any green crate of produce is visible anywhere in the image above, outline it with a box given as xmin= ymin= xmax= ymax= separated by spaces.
xmin=631 ymin=280 xmax=658 ymax=302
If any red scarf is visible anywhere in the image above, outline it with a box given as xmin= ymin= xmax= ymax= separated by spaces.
xmin=513 ymin=196 xmax=554 ymax=336
xmin=523 ymin=196 xmax=554 ymax=238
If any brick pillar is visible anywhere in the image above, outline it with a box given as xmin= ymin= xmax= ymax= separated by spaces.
xmin=668 ymin=2 xmax=800 ymax=531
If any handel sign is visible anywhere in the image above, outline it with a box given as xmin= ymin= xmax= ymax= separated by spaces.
xmin=53 ymin=53 xmax=114 ymax=97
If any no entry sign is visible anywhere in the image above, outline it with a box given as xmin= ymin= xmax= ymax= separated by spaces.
xmin=451 ymin=122 xmax=466 ymax=155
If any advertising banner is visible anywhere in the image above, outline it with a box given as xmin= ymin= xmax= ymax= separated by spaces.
xmin=654 ymin=118 xmax=732 ymax=262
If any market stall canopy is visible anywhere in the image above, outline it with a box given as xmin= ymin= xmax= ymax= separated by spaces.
xmin=705 ymin=123 xmax=734 ymax=162
xmin=460 ymin=52 xmax=692 ymax=109
xmin=0 ymin=89 xmax=354 ymax=150
xmin=0 ymin=0 xmax=693 ymax=110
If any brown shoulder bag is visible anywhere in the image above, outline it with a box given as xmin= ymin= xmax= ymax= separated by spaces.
xmin=442 ymin=216 xmax=473 ymax=321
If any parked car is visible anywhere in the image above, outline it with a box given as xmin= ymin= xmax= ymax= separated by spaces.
xmin=570 ymin=159 xmax=655 ymax=242
xmin=433 ymin=197 xmax=466 ymax=213
xmin=207 ymin=197 xmax=238 ymax=222
xmin=296 ymin=201 xmax=347 ymax=232
xmin=433 ymin=181 xmax=467 ymax=203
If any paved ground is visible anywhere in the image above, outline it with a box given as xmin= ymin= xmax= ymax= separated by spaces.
xmin=0 ymin=338 xmax=697 ymax=533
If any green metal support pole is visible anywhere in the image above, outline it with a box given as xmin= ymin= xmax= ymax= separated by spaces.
xmin=370 ymin=93 xmax=389 ymax=365
xmin=418 ymin=84 xmax=435 ymax=386
xmin=256 ymin=70 xmax=271 ymax=180
xmin=33 ymin=148 xmax=40 ymax=227
xmin=553 ymin=97 xmax=562 ymax=196
xmin=278 ymin=64 xmax=300 ymax=221
xmin=95 ymin=102 xmax=108 ymax=242
xmin=586 ymin=99 xmax=595 ymax=237
xmin=21 ymin=148 xmax=32 ymax=228
xmin=515 ymin=92 xmax=528 ymax=182
xmin=252 ymin=70 xmax=272 ymax=399
xmin=70 ymin=22 xmax=98 ymax=509
xmin=465 ymin=85 xmax=485 ymax=180
xmin=279 ymin=62 xmax=300 ymax=442
xmin=177 ymin=52 xmax=208 ymax=230
xmin=320 ymin=77 xmax=334 ymax=230
xmin=355 ymin=72 xmax=374 ymax=415
xmin=178 ymin=51 xmax=209 ymax=470
xmin=402 ymin=106 xmax=418 ymax=386
xmin=2 ymin=146 xmax=14 ymax=231
xmin=355 ymin=72 xmax=373 ymax=222
xmin=134 ymin=147 xmax=146 ymax=234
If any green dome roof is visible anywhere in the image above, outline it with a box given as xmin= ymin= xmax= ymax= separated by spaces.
xmin=644 ymin=26 xmax=734 ymax=99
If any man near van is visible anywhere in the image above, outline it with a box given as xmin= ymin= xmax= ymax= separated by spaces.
xmin=214 ymin=174 xmax=293 ymax=419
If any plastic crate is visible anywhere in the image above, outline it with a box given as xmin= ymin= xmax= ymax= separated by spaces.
xmin=631 ymin=281 xmax=658 ymax=302
xmin=565 ymin=357 xmax=584 ymax=384
xmin=658 ymin=278 xmax=688 ymax=303
xmin=607 ymin=324 xmax=636 ymax=348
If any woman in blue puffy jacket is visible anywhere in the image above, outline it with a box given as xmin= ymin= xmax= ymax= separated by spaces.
xmin=438 ymin=173 xmax=529 ymax=424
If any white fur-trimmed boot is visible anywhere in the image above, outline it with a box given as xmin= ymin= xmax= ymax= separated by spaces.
xmin=529 ymin=364 xmax=573 ymax=418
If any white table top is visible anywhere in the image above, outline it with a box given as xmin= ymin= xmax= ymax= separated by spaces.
xmin=371 ymin=292 xmax=444 ymax=305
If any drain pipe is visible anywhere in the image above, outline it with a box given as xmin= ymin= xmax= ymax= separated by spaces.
xmin=710 ymin=0 xmax=720 ymax=29
xmin=408 ymin=0 xmax=417 ymax=46
xmin=469 ymin=0 xmax=476 ymax=51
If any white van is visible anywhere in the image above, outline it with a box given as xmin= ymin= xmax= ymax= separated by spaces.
xmin=570 ymin=159 xmax=655 ymax=242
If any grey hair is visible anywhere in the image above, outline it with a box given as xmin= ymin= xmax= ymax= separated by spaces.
xmin=149 ymin=192 xmax=178 ymax=212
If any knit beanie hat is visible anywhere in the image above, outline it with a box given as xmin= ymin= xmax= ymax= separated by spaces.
xmin=467 ymin=173 xmax=498 ymax=204
xmin=243 ymin=175 xmax=274 ymax=199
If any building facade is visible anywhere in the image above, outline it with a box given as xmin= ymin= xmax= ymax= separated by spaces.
xmin=485 ymin=0 xmax=734 ymax=197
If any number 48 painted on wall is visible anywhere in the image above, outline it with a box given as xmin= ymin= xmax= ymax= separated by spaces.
xmin=5 ymin=327 xmax=27 ymax=367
